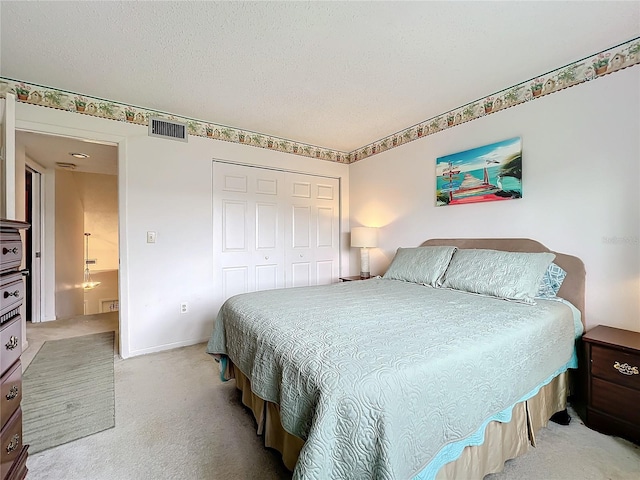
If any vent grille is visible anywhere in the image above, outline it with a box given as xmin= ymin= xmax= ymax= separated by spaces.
xmin=55 ymin=162 xmax=77 ymax=170
xmin=148 ymin=117 xmax=188 ymax=142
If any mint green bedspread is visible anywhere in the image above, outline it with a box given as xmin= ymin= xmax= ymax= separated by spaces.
xmin=207 ymin=279 xmax=580 ymax=480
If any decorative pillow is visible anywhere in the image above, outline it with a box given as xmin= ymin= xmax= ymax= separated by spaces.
xmin=536 ymin=263 xmax=567 ymax=298
xmin=441 ymin=249 xmax=556 ymax=304
xmin=383 ymin=246 xmax=457 ymax=287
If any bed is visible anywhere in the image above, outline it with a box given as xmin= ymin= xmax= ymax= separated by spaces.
xmin=207 ymin=238 xmax=586 ymax=479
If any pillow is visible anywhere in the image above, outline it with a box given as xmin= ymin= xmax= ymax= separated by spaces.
xmin=537 ymin=263 xmax=567 ymax=298
xmin=441 ymin=249 xmax=556 ymax=304
xmin=383 ymin=246 xmax=457 ymax=287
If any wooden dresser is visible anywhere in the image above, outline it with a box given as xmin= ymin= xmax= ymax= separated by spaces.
xmin=0 ymin=220 xmax=29 ymax=480
xmin=582 ymin=325 xmax=640 ymax=444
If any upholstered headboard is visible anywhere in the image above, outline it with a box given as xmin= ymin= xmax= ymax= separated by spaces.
xmin=421 ymin=238 xmax=586 ymax=326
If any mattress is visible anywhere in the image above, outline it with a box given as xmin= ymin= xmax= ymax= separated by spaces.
xmin=207 ymin=278 xmax=582 ymax=479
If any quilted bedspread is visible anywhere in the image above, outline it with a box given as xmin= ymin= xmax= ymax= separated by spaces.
xmin=207 ymin=279 xmax=579 ymax=480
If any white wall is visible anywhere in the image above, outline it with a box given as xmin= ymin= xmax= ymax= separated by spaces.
xmin=16 ymin=103 xmax=350 ymax=357
xmin=54 ymin=169 xmax=84 ymax=318
xmin=350 ymin=67 xmax=640 ymax=333
xmin=75 ymin=171 xmax=119 ymax=271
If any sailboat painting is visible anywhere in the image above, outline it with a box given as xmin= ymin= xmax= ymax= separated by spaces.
xmin=436 ymin=137 xmax=522 ymax=206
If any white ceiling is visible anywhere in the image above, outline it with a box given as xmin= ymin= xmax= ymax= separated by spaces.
xmin=17 ymin=131 xmax=118 ymax=176
xmin=2 ymin=1 xmax=639 ymax=152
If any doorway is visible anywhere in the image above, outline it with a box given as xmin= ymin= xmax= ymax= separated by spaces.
xmin=16 ymin=131 xmax=120 ymax=356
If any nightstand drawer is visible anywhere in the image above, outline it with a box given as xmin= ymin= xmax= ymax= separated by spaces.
xmin=591 ymin=344 xmax=640 ymax=390
xmin=591 ymin=377 xmax=640 ymax=426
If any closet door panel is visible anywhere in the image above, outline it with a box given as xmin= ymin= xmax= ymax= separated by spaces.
xmin=291 ymin=206 xmax=311 ymax=248
xmin=222 ymin=201 xmax=247 ymax=251
xmin=214 ymin=163 xmax=285 ymax=310
xmin=222 ymin=266 xmax=248 ymax=299
xmin=284 ymin=173 xmax=339 ymax=288
xmin=291 ymin=262 xmax=311 ymax=288
xmin=317 ymin=206 xmax=334 ymax=248
xmin=214 ymin=162 xmax=340 ymax=311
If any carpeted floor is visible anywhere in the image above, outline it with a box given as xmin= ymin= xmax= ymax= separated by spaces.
xmin=22 ymin=331 xmax=115 ymax=454
xmin=24 ymin=315 xmax=640 ymax=479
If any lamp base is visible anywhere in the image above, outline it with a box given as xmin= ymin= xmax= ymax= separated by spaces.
xmin=359 ymin=247 xmax=371 ymax=280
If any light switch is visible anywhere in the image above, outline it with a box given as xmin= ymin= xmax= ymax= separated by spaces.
xmin=147 ymin=231 xmax=156 ymax=243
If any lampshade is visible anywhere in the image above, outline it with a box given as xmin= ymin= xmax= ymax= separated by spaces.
xmin=351 ymin=227 xmax=378 ymax=248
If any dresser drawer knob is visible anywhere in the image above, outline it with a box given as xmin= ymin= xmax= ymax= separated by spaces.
xmin=2 ymin=247 xmax=18 ymax=255
xmin=6 ymin=434 xmax=19 ymax=453
xmin=613 ymin=361 xmax=639 ymax=376
xmin=5 ymin=386 xmax=18 ymax=400
xmin=3 ymin=290 xmax=19 ymax=298
xmin=5 ymin=336 xmax=19 ymax=350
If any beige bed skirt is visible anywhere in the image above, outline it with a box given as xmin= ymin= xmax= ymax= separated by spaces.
xmin=229 ymin=362 xmax=568 ymax=479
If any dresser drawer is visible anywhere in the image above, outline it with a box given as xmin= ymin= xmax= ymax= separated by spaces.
xmin=591 ymin=344 xmax=640 ymax=390
xmin=0 ymin=361 xmax=21 ymax=428
xmin=0 ymin=318 xmax=21 ymax=374
xmin=591 ymin=376 xmax=640 ymax=426
xmin=0 ymin=237 xmax=22 ymax=273
xmin=0 ymin=408 xmax=23 ymax=480
xmin=0 ymin=273 xmax=24 ymax=321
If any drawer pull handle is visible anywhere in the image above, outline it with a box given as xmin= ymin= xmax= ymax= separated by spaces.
xmin=613 ymin=361 xmax=639 ymax=376
xmin=5 ymin=336 xmax=18 ymax=350
xmin=2 ymin=247 xmax=18 ymax=255
xmin=3 ymin=290 xmax=19 ymax=298
xmin=6 ymin=434 xmax=19 ymax=453
xmin=5 ymin=386 xmax=18 ymax=400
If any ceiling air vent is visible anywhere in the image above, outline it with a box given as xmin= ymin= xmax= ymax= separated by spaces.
xmin=55 ymin=162 xmax=77 ymax=170
xmin=148 ymin=117 xmax=188 ymax=143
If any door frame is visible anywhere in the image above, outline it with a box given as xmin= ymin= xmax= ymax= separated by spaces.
xmin=15 ymin=121 xmax=129 ymax=358
xmin=24 ymin=163 xmax=43 ymax=323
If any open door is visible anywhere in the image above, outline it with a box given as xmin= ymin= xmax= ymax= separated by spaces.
xmin=1 ymin=93 xmax=17 ymax=220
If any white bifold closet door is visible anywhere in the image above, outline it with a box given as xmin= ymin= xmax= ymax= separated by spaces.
xmin=212 ymin=162 xmax=340 ymax=311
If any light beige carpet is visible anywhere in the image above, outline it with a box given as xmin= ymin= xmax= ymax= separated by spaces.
xmin=22 ymin=332 xmax=115 ymax=454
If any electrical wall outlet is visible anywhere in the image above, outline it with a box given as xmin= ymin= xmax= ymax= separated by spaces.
xmin=180 ymin=302 xmax=188 ymax=314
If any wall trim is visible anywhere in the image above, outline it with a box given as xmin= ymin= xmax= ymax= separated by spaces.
xmin=128 ymin=336 xmax=210 ymax=358
xmin=2 ymin=36 xmax=638 ymax=165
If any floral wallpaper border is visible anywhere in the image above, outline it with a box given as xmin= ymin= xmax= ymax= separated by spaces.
xmin=1 ymin=37 xmax=638 ymax=165
xmin=0 ymin=78 xmax=350 ymax=164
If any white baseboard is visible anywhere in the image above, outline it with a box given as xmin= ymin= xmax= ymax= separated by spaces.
xmin=127 ymin=337 xmax=209 ymax=358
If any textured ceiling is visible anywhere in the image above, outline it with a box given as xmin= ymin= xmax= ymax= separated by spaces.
xmin=2 ymin=1 xmax=639 ymax=152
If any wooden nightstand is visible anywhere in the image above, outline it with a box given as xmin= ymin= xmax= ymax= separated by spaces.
xmin=339 ymin=275 xmax=372 ymax=282
xmin=582 ymin=325 xmax=640 ymax=444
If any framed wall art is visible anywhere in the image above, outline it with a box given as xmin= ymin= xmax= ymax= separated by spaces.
xmin=436 ymin=137 xmax=522 ymax=206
